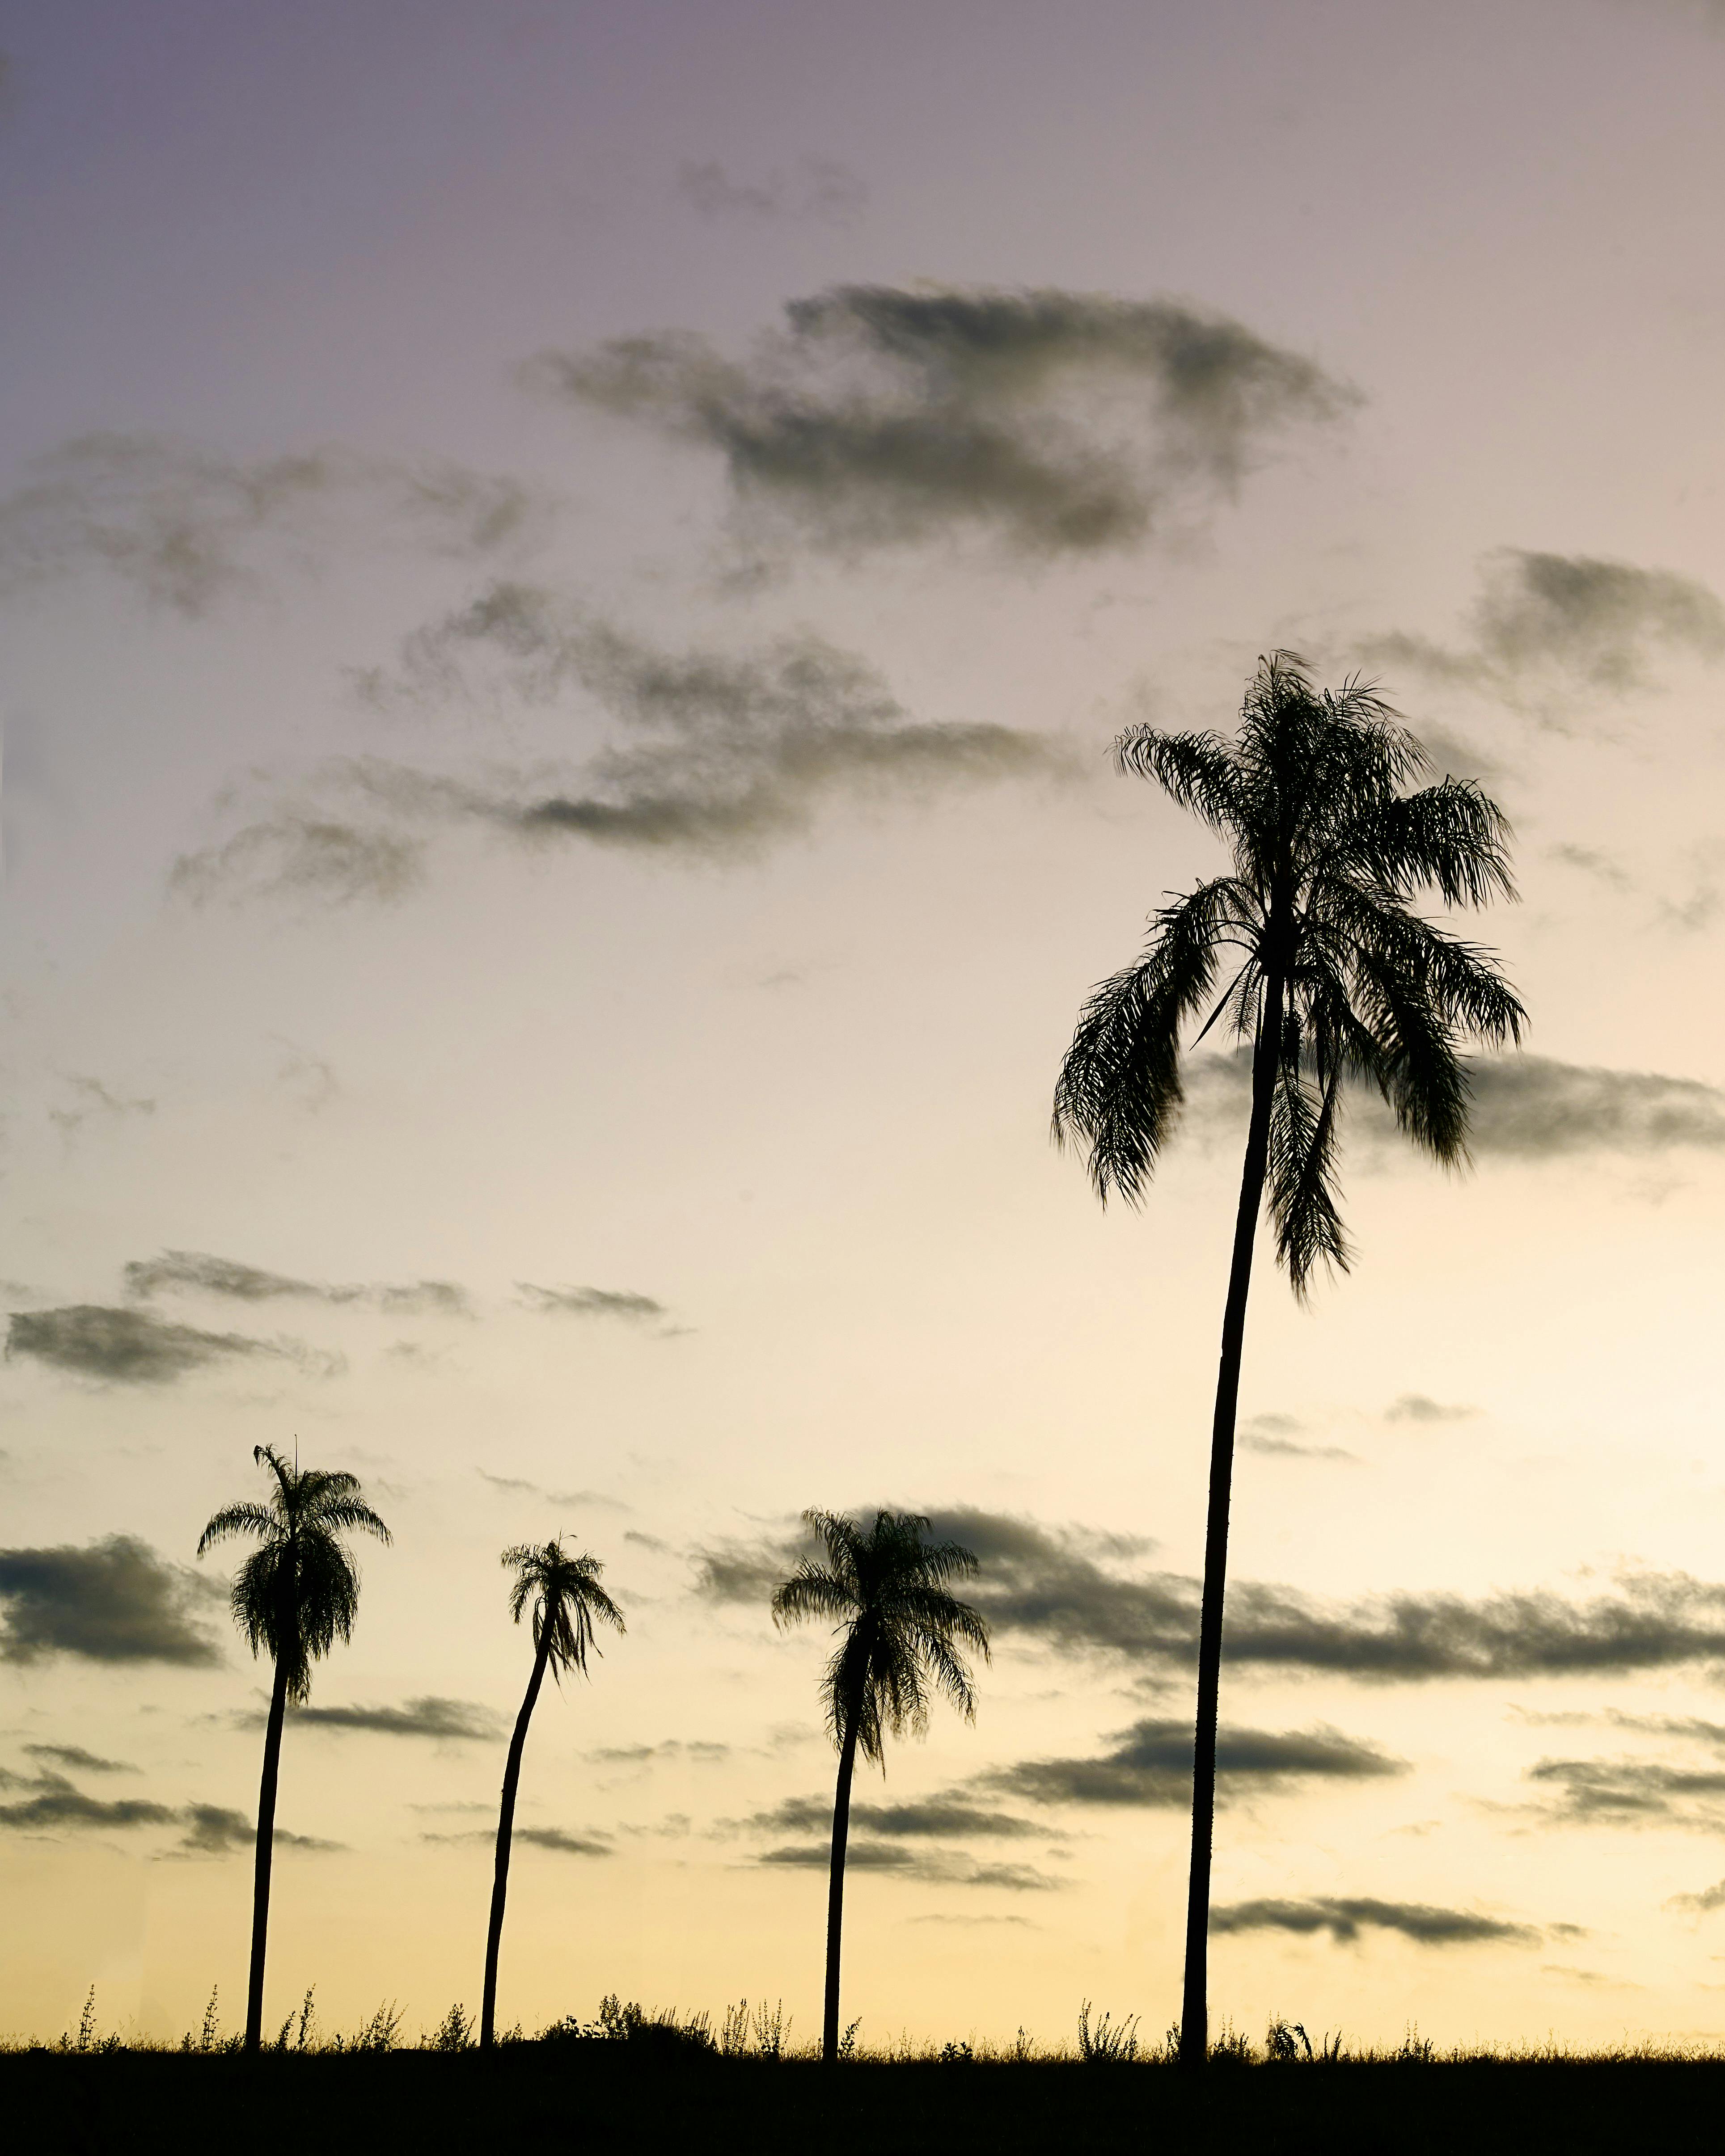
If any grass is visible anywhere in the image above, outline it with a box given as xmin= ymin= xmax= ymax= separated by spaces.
xmin=9 ymin=1992 xmax=1725 ymax=2151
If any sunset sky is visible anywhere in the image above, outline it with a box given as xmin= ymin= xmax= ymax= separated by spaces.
xmin=8 ymin=0 xmax=1725 ymax=2053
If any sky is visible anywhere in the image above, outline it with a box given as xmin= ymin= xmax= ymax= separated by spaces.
xmin=5 ymin=0 xmax=1725 ymax=2053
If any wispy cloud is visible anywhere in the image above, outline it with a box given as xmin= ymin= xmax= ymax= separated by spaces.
xmin=286 ymin=1696 xmax=502 ymax=1743
xmin=1211 ymin=1896 xmax=1541 ymax=1946
xmin=23 ymin=1743 xmax=135 ymax=1774
xmin=1239 ymin=1413 xmax=1357 ymax=1462
xmin=515 ymin=1284 xmax=668 ymax=1323
xmin=525 ymin=284 xmax=1357 ymax=557
xmin=1385 ymin=1394 xmax=1478 ymax=1425
xmin=987 ymin=1717 xmax=1403 ymax=1809
xmin=747 ymin=1793 xmax=1051 ymax=1841
xmin=1361 ymin=548 xmax=1725 ymax=718
xmin=126 ymin=1249 xmax=469 ymax=1317
xmin=0 ymin=1535 xmax=221 ymax=1665
xmin=757 ymin=1841 xmax=1060 ymax=1891
xmin=0 ymin=433 xmax=544 ymax=617
xmin=5 ymin=1304 xmax=329 ymax=1385
xmin=674 ymin=156 xmax=867 ymax=224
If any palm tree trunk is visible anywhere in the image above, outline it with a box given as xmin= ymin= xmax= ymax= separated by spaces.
xmin=245 ymin=1651 xmax=291 ymax=2054
xmin=481 ymin=1633 xmax=552 ymax=2050
xmin=821 ymin=1714 xmax=860 ymax=2064
xmin=1178 ymin=975 xmax=1284 ymax=2069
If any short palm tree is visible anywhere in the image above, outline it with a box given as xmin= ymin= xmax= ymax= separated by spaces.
xmin=481 ymin=1538 xmax=624 ymax=2049
xmin=1052 ymin=652 xmax=1524 ymax=2067
xmin=198 ymin=1444 xmax=390 ymax=2053
xmin=772 ymin=1509 xmax=990 ymax=2063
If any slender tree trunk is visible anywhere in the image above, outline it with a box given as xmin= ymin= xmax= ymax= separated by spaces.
xmin=1178 ymin=972 xmax=1284 ymax=2070
xmin=245 ymin=1651 xmax=291 ymax=2054
xmin=821 ymin=1716 xmax=860 ymax=2064
xmin=481 ymin=1633 xmax=552 ymax=2050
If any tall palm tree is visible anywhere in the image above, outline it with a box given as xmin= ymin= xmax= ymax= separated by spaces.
xmin=198 ymin=1444 xmax=390 ymax=2054
xmin=772 ymin=1508 xmax=990 ymax=2063
xmin=1053 ymin=652 xmax=1525 ymax=2067
xmin=480 ymin=1538 xmax=624 ymax=2050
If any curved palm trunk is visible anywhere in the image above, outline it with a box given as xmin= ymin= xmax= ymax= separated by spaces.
xmin=1178 ymin=974 xmax=1284 ymax=2070
xmin=245 ymin=1650 xmax=291 ymax=2054
xmin=480 ymin=1632 xmax=552 ymax=2050
xmin=821 ymin=1714 xmax=861 ymax=2063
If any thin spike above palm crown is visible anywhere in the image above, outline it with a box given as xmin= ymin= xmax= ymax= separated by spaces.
xmin=773 ymin=1509 xmax=990 ymax=1767
xmin=1054 ymin=650 xmax=1525 ymax=1295
xmin=501 ymin=1538 xmax=625 ymax=1681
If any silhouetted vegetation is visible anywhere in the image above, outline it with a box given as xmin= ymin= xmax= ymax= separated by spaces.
xmin=197 ymin=1447 xmax=391 ymax=2052
xmin=1053 ymin=653 xmax=1525 ymax=2064
xmin=480 ymin=1538 xmax=623 ymax=2050
xmin=10 ymin=1990 xmax=1725 ymax=2154
xmin=771 ymin=1509 xmax=990 ymax=2062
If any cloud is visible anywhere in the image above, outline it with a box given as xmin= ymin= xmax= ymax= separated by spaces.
xmin=477 ymin=1470 xmax=630 ymax=1513
xmin=515 ymin=1284 xmax=668 ymax=1322
xmin=1210 ymin=1896 xmax=1540 ymax=1946
xmin=757 ymin=1841 xmax=1060 ymax=1890
xmin=1666 ymin=1878 xmax=1725 ymax=1915
xmin=125 ymin=1249 xmax=470 ymax=1317
xmin=674 ymin=156 xmax=867 ymax=224
xmin=1385 ymin=1394 xmax=1478 ymax=1424
xmin=697 ymin=1511 xmax=1725 ymax=1684
xmin=288 ymin=1696 xmax=502 ymax=1743
xmin=23 ymin=1743 xmax=134 ymax=1774
xmin=988 ymin=1717 xmax=1401 ymax=1810
xmin=175 ymin=1803 xmax=339 ymax=1856
xmin=1239 ymin=1413 xmax=1357 ymax=1461
xmin=748 ymin=1793 xmax=1049 ymax=1840
xmin=1525 ymin=1754 xmax=1725 ymax=1827
xmin=0 ymin=1771 xmax=177 ymax=1834
xmin=4 ymin=1304 xmax=314 ymax=1385
xmin=1361 ymin=548 xmax=1725 ymax=713
xmin=169 ymin=816 xmax=425 ymax=907
xmin=49 ymin=1075 xmax=155 ymax=1144
xmin=1182 ymin=1050 xmax=1725 ymax=1160
xmin=514 ymin=1827 xmax=613 ymax=1856
xmin=589 ymin=1739 xmax=730 ymax=1766
xmin=525 ymin=284 xmax=1357 ymax=556
xmin=0 ymin=1536 xmax=221 ymax=1665
xmin=177 ymin=598 xmax=1068 ymax=899
xmin=0 ymin=432 xmax=543 ymax=617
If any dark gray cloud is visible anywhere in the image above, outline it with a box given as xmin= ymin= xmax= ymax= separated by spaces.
xmin=674 ymin=156 xmax=867 ymax=224
xmin=1210 ymin=1896 xmax=1540 ymax=1946
xmin=749 ymin=1793 xmax=1048 ymax=1840
xmin=1181 ymin=1050 xmax=1725 ymax=1160
xmin=515 ymin=1283 xmax=668 ymax=1322
xmin=177 ymin=597 xmax=1066 ymax=898
xmin=0 ymin=1536 xmax=221 ymax=1665
xmin=175 ymin=1803 xmax=339 ymax=1857
xmin=698 ymin=1511 xmax=1725 ymax=1684
xmin=23 ymin=1743 xmax=134 ymax=1774
xmin=1362 ymin=548 xmax=1725 ymax=713
xmin=125 ymin=1249 xmax=469 ymax=1317
xmin=988 ymin=1717 xmax=1402 ymax=1809
xmin=757 ymin=1841 xmax=1059 ymax=1890
xmin=1525 ymin=1754 xmax=1725 ymax=1827
xmin=525 ymin=285 xmax=1357 ymax=556
xmin=289 ymin=1696 xmax=502 ymax=1743
xmin=514 ymin=1827 xmax=613 ymax=1856
xmin=0 ymin=1771 xmax=176 ymax=1834
xmin=0 ymin=432 xmax=542 ymax=617
xmin=5 ymin=1304 xmax=312 ymax=1384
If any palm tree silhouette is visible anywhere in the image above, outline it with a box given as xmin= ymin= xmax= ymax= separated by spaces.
xmin=1053 ymin=652 xmax=1524 ymax=2067
xmin=480 ymin=1538 xmax=624 ymax=2050
xmin=198 ymin=1443 xmax=390 ymax=2053
xmin=772 ymin=1508 xmax=989 ymax=2063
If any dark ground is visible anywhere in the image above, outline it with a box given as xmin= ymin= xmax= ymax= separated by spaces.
xmin=8 ymin=2048 xmax=1725 ymax=2156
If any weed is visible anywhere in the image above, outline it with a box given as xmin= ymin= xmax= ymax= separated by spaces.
xmin=1077 ymin=2000 xmax=1140 ymax=2064
xmin=425 ymin=2004 xmax=474 ymax=2052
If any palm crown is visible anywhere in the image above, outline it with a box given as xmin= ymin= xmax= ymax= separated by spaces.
xmin=772 ymin=1510 xmax=990 ymax=1766
xmin=1053 ymin=650 xmax=1526 ymax=1291
xmin=198 ymin=1445 xmax=391 ymax=1703
xmin=502 ymin=1539 xmax=625 ymax=1678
